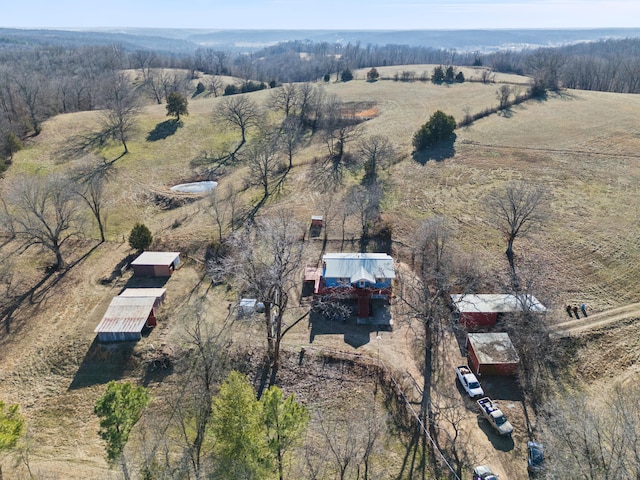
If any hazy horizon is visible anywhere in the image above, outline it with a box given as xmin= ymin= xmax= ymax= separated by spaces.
xmin=4 ymin=0 xmax=640 ymax=31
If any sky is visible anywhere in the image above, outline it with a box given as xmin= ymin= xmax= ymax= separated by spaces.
xmin=2 ymin=0 xmax=640 ymax=30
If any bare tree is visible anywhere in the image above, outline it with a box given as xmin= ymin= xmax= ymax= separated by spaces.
xmin=543 ymin=383 xmax=640 ymax=479
xmin=215 ymin=212 xmax=306 ymax=379
xmin=73 ymin=160 xmax=109 ymax=242
xmin=346 ymin=184 xmax=382 ymax=250
xmin=526 ymin=49 xmax=566 ymax=92
xmin=208 ymin=186 xmax=230 ymax=242
xmin=207 ymin=76 xmax=224 ymax=97
xmin=244 ymin=135 xmax=283 ymax=201
xmin=101 ymin=72 xmax=141 ymax=155
xmin=317 ymin=408 xmax=386 ymax=480
xmin=496 ymin=85 xmax=512 ymax=110
xmin=9 ymin=174 xmax=84 ymax=270
xmin=213 ymin=96 xmax=262 ymax=160
xmin=269 ymin=84 xmax=300 ymax=118
xmin=395 ymin=217 xmax=482 ymax=478
xmin=485 ymin=180 xmax=547 ymax=278
xmin=278 ymin=116 xmax=304 ymax=170
xmin=175 ymin=310 xmax=231 ymax=479
xmin=357 ymin=135 xmax=396 ymax=185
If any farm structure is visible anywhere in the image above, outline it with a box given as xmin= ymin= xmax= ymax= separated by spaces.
xmin=309 ymin=215 xmax=324 ymax=237
xmin=94 ymin=296 xmax=160 ymax=342
xmin=131 ymin=251 xmax=181 ymax=277
xmin=466 ymin=332 xmax=520 ymax=376
xmin=450 ymin=293 xmax=546 ymax=329
xmin=313 ymin=253 xmax=395 ymax=321
xmin=310 ymin=215 xmax=324 ymax=228
xmin=119 ymin=288 xmax=166 ymax=308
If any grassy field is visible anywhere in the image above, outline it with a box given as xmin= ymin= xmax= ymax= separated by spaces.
xmin=2 ymin=67 xmax=640 ymax=478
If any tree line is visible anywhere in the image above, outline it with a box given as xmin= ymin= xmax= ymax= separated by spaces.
xmin=3 ymin=36 xmax=639 ymax=165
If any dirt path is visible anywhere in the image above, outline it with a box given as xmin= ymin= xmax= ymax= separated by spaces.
xmin=552 ymin=302 xmax=640 ymax=336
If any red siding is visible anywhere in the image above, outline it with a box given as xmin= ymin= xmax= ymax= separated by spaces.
xmin=468 ymin=343 xmax=481 ymax=375
xmin=460 ymin=312 xmax=498 ymax=329
xmin=467 ymin=341 xmax=518 ymax=376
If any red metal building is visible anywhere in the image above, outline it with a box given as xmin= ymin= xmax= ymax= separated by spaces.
xmin=467 ymin=332 xmax=519 ymax=376
xmin=451 ymin=293 xmax=546 ymax=329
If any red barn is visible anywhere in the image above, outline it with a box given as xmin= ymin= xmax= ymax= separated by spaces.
xmin=467 ymin=332 xmax=519 ymax=376
xmin=451 ymin=294 xmax=546 ymax=329
xmin=131 ymin=251 xmax=181 ymax=277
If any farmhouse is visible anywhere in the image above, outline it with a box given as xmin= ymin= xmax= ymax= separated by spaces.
xmin=94 ymin=296 xmax=159 ymax=342
xmin=316 ymin=253 xmax=395 ymax=321
xmin=131 ymin=251 xmax=181 ymax=277
xmin=450 ymin=293 xmax=546 ymax=329
xmin=466 ymin=332 xmax=520 ymax=376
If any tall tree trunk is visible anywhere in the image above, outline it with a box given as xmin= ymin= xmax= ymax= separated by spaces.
xmin=506 ymin=236 xmax=515 ymax=274
xmin=55 ymin=248 xmax=65 ymax=271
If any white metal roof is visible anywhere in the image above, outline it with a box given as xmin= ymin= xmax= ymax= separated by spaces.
xmin=119 ymin=288 xmax=166 ymax=300
xmin=451 ymin=294 xmax=546 ymax=313
xmin=94 ymin=296 xmax=157 ymax=334
xmin=468 ymin=332 xmax=520 ymax=365
xmin=131 ymin=251 xmax=180 ymax=266
xmin=323 ymin=253 xmax=395 ymax=280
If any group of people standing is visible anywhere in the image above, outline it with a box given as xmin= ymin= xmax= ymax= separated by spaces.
xmin=566 ymin=304 xmax=588 ymax=319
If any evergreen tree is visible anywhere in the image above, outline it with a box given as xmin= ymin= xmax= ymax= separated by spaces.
xmin=211 ymin=371 xmax=270 ymax=479
xmin=431 ymin=65 xmax=445 ymax=83
xmin=340 ymin=68 xmax=354 ymax=82
xmin=412 ymin=110 xmax=456 ymax=151
xmin=166 ymin=92 xmax=189 ymax=121
xmin=94 ymin=382 xmax=150 ymax=480
xmin=128 ymin=223 xmax=153 ymax=251
xmin=262 ymin=386 xmax=309 ymax=480
xmin=445 ymin=66 xmax=455 ymax=83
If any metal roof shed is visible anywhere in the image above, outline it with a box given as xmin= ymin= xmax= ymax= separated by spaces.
xmin=94 ymin=296 xmax=158 ymax=342
xmin=119 ymin=288 xmax=167 ymax=308
xmin=467 ymin=332 xmax=520 ymax=376
xmin=131 ymin=251 xmax=181 ymax=277
xmin=451 ymin=293 xmax=546 ymax=329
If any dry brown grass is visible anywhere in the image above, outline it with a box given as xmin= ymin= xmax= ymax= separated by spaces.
xmin=3 ymin=67 xmax=640 ymax=478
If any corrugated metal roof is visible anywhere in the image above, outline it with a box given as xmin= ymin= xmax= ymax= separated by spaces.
xmin=323 ymin=253 xmax=395 ymax=280
xmin=119 ymin=288 xmax=166 ymax=300
xmin=94 ymin=296 xmax=157 ymax=334
xmin=468 ymin=332 xmax=520 ymax=365
xmin=451 ymin=294 xmax=546 ymax=313
xmin=131 ymin=251 xmax=180 ymax=266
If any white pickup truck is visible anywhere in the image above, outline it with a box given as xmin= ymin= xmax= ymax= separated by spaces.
xmin=455 ymin=365 xmax=484 ymax=398
xmin=477 ymin=397 xmax=513 ymax=437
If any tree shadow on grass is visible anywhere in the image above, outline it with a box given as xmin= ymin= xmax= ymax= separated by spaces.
xmin=412 ymin=135 xmax=457 ymax=165
xmin=147 ymin=119 xmax=180 ymax=141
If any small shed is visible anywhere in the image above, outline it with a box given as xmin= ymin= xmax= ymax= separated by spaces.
xmin=119 ymin=288 xmax=167 ymax=309
xmin=238 ymin=298 xmax=265 ymax=316
xmin=451 ymin=293 xmax=546 ymax=329
xmin=131 ymin=251 xmax=181 ymax=277
xmin=466 ymin=332 xmax=519 ymax=376
xmin=94 ymin=296 xmax=159 ymax=342
xmin=311 ymin=215 xmax=324 ymax=228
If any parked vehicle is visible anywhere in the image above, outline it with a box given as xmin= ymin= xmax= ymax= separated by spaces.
xmin=527 ymin=441 xmax=545 ymax=474
xmin=477 ymin=397 xmax=513 ymax=437
xmin=455 ymin=365 xmax=484 ymax=398
xmin=473 ymin=465 xmax=499 ymax=480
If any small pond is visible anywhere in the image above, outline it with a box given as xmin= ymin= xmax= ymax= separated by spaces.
xmin=170 ymin=181 xmax=218 ymax=193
